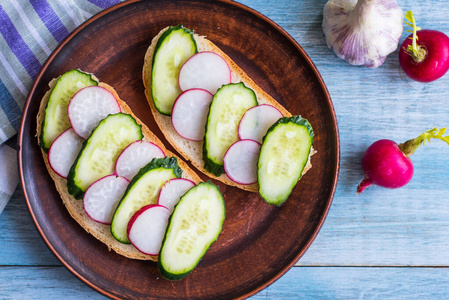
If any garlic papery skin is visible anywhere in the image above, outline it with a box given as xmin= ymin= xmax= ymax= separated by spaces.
xmin=322 ymin=0 xmax=403 ymax=68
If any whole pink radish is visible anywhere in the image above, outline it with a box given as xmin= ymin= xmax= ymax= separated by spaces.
xmin=357 ymin=127 xmax=449 ymax=194
xmin=399 ymin=11 xmax=449 ymax=82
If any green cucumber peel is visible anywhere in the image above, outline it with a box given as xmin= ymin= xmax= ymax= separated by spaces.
xmin=118 ymin=157 xmax=182 ymax=210
xmin=152 ymin=25 xmax=197 ymax=62
xmin=203 ymin=148 xmax=225 ymax=177
xmin=127 ymin=156 xmax=183 ymax=188
xmin=66 ymin=138 xmax=89 ymax=199
xmin=158 ymin=180 xmax=225 ymax=280
xmin=67 ymin=113 xmax=143 ymax=200
xmin=111 ymin=156 xmax=182 ymax=244
xmin=258 ymin=115 xmax=314 ymax=207
xmin=151 ymin=24 xmax=198 ymax=115
xmin=263 ymin=115 xmax=314 ymax=143
xmin=40 ymin=69 xmax=98 ymax=152
xmin=203 ymin=82 xmax=258 ymax=177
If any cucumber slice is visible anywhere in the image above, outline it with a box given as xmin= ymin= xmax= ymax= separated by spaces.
xmin=203 ymin=82 xmax=258 ymax=176
xmin=159 ymin=181 xmax=225 ymax=280
xmin=111 ymin=157 xmax=182 ymax=243
xmin=67 ymin=113 xmax=143 ymax=199
xmin=258 ymin=116 xmax=314 ymax=206
xmin=151 ymin=25 xmax=198 ymax=115
xmin=40 ymin=69 xmax=98 ymax=152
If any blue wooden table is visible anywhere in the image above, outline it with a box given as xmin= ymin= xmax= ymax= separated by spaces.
xmin=2 ymin=0 xmax=449 ymax=298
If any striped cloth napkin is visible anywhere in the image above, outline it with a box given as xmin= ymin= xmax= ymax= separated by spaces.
xmin=0 ymin=0 xmax=123 ymax=214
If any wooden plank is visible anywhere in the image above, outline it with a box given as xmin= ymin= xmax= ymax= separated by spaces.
xmin=254 ymin=266 xmax=449 ymax=299
xmin=299 ymin=188 xmax=449 ymax=266
xmin=0 ymin=187 xmax=60 ymax=266
xmin=0 ymin=266 xmax=106 ymax=300
xmin=1 ymin=266 xmax=449 ymax=299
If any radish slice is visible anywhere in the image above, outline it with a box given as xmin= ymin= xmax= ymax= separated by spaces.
xmin=115 ymin=140 xmax=165 ymax=181
xmin=68 ymin=86 xmax=121 ymax=139
xmin=178 ymin=51 xmax=231 ymax=94
xmin=158 ymin=178 xmax=196 ymax=213
xmin=127 ymin=204 xmax=170 ymax=256
xmin=48 ymin=128 xmax=84 ymax=178
xmin=171 ymin=89 xmax=213 ymax=141
xmin=238 ymin=104 xmax=283 ymax=143
xmin=223 ymin=139 xmax=261 ymax=185
xmin=83 ymin=175 xmax=129 ymax=225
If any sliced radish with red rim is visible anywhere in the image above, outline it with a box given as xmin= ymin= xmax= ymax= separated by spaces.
xmin=158 ymin=178 xmax=196 ymax=213
xmin=238 ymin=104 xmax=283 ymax=143
xmin=115 ymin=140 xmax=165 ymax=181
xmin=178 ymin=51 xmax=231 ymax=94
xmin=83 ymin=175 xmax=129 ymax=225
xmin=223 ymin=139 xmax=261 ymax=185
xmin=171 ymin=89 xmax=213 ymax=141
xmin=68 ymin=86 xmax=121 ymax=139
xmin=127 ymin=204 xmax=170 ymax=256
xmin=48 ymin=128 xmax=84 ymax=178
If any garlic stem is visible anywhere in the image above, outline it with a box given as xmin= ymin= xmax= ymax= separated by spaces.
xmin=354 ymin=0 xmax=376 ymax=21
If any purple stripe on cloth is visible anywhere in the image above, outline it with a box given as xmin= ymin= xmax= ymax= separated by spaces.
xmin=87 ymin=0 xmax=121 ymax=10
xmin=29 ymin=0 xmax=70 ymax=44
xmin=0 ymin=79 xmax=22 ymax=131
xmin=0 ymin=5 xmax=41 ymax=79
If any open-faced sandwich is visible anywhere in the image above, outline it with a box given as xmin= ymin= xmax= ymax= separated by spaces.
xmin=143 ymin=25 xmax=315 ymax=206
xmin=37 ymin=69 xmax=225 ymax=280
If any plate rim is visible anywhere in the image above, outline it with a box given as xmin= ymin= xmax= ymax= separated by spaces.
xmin=18 ymin=0 xmax=340 ymax=298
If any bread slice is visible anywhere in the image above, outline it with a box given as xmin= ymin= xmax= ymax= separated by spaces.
xmin=142 ymin=27 xmax=314 ymax=193
xmin=37 ymin=74 xmax=202 ymax=261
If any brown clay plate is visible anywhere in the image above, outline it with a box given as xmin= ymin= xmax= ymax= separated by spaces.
xmin=19 ymin=0 xmax=339 ymax=299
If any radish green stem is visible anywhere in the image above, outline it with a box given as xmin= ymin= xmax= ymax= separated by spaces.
xmin=404 ymin=11 xmax=427 ymax=63
xmin=398 ymin=127 xmax=449 ymax=157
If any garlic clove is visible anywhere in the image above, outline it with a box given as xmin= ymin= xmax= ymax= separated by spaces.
xmin=322 ymin=0 xmax=403 ymax=68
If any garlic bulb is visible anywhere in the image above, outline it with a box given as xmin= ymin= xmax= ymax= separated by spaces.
xmin=322 ymin=0 xmax=403 ymax=68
